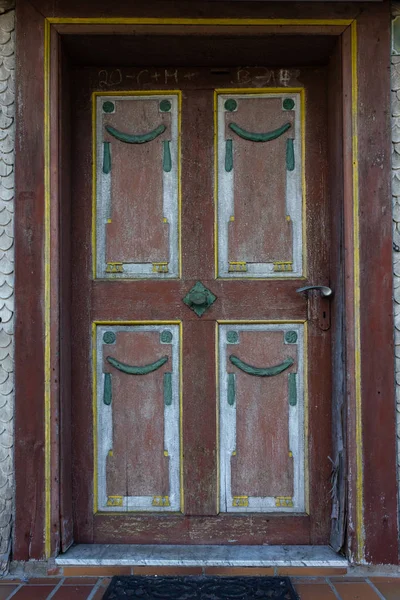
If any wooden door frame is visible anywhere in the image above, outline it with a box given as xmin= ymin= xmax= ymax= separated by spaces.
xmin=14 ymin=0 xmax=398 ymax=565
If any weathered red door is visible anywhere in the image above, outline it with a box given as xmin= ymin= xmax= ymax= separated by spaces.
xmin=71 ymin=66 xmax=332 ymax=544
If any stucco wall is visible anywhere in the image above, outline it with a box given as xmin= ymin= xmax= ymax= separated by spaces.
xmin=0 ymin=7 xmax=14 ymax=574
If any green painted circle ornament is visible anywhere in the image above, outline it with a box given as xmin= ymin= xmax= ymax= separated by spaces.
xmin=160 ymin=330 xmax=173 ymax=343
xmin=160 ymin=99 xmax=172 ymax=112
xmin=283 ymin=98 xmax=295 ymax=111
xmin=227 ymin=331 xmax=239 ymax=344
xmin=224 ymin=99 xmax=238 ymax=112
xmin=285 ymin=330 xmax=298 ymax=344
xmin=103 ymin=101 xmax=115 ymax=113
xmin=103 ymin=331 xmax=116 ymax=344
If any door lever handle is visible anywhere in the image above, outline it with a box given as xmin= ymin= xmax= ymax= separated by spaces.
xmin=296 ymin=285 xmax=333 ymax=298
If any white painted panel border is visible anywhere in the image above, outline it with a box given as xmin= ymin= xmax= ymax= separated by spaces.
xmin=217 ymin=93 xmax=303 ymax=278
xmin=95 ymin=324 xmax=180 ymax=512
xmin=95 ymin=94 xmax=179 ymax=279
xmin=218 ymin=323 xmax=305 ymax=513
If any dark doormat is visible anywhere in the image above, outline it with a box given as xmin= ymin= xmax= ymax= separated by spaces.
xmin=102 ymin=575 xmax=299 ymax=599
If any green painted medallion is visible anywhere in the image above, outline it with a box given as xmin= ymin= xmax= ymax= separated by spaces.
xmin=160 ymin=330 xmax=173 ymax=344
xmin=285 ymin=331 xmax=298 ymax=344
xmin=227 ymin=331 xmax=239 ymax=344
xmin=183 ymin=281 xmax=217 ymax=317
xmin=103 ymin=331 xmax=116 ymax=344
xmin=224 ymin=99 xmax=237 ymax=112
xmin=160 ymin=99 xmax=172 ymax=112
xmin=103 ymin=101 xmax=115 ymax=113
xmin=283 ymin=98 xmax=295 ymax=111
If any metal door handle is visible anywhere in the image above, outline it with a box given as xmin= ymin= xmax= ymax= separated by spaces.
xmin=296 ymin=285 xmax=333 ymax=298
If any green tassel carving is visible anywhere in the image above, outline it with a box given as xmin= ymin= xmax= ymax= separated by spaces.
xmin=107 ymin=355 xmax=168 ymax=375
xmin=163 ymin=140 xmax=172 ymax=172
xmin=286 ymin=138 xmax=295 ymax=171
xmin=225 ymin=139 xmax=233 ymax=172
xmin=105 ymin=123 xmax=166 ymax=144
xmin=103 ymin=142 xmax=111 ymax=174
xmin=103 ymin=373 xmax=112 ymax=405
xmin=289 ymin=372 xmax=297 ymax=406
xmin=229 ymin=355 xmax=294 ymax=377
xmin=228 ymin=121 xmax=291 ymax=142
xmin=164 ymin=372 xmax=172 ymax=406
xmin=228 ymin=373 xmax=236 ymax=406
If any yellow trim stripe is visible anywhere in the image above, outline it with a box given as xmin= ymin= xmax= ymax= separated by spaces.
xmin=214 ymin=87 xmax=306 ymax=279
xmin=217 ymin=320 xmax=306 ymax=324
xmin=215 ymin=323 xmax=219 ymax=512
xmin=92 ymin=93 xmax=97 ymax=279
xmin=43 ymin=15 xmax=362 ymax=558
xmin=48 ymin=18 xmax=353 ymax=26
xmin=216 ymin=319 xmax=308 ymax=513
xmin=44 ymin=18 xmax=51 ymax=560
xmin=179 ymin=322 xmax=184 ymax=511
xmin=213 ymin=90 xmax=218 ymax=277
xmin=92 ymin=321 xmax=98 ymax=513
xmin=92 ymin=321 xmax=183 ymax=514
xmin=303 ymin=320 xmax=309 ymax=514
xmin=301 ymin=88 xmax=307 ymax=277
xmin=92 ymin=90 xmax=182 ymax=280
xmin=351 ymin=21 xmax=364 ymax=564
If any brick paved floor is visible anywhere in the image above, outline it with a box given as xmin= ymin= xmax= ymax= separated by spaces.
xmin=0 ymin=576 xmax=398 ymax=599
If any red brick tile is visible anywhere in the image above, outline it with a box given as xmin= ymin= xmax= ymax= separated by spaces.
xmin=0 ymin=585 xmax=19 ymax=599
xmin=291 ymin=577 xmax=328 ymax=584
xmin=332 ymin=582 xmax=381 ymax=599
xmin=369 ymin=577 xmax=400 ymax=583
xmin=63 ymin=577 xmax=99 ymax=585
xmin=24 ymin=578 xmax=61 ymax=585
xmin=295 ymin=583 xmax=337 ymax=599
xmin=369 ymin=580 xmax=400 ymax=600
xmin=52 ymin=585 xmax=95 ymax=600
xmin=91 ymin=588 xmax=106 ymax=600
xmin=63 ymin=567 xmax=131 ymax=576
xmin=278 ymin=567 xmax=347 ymax=576
xmin=12 ymin=586 xmax=57 ymax=599
xmin=204 ymin=567 xmax=274 ymax=576
xmin=329 ymin=577 xmax=366 ymax=583
xmin=133 ymin=566 xmax=202 ymax=575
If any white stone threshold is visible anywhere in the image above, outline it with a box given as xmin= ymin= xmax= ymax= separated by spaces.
xmin=56 ymin=544 xmax=347 ymax=567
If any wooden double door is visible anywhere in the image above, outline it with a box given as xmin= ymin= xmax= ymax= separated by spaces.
xmin=71 ymin=65 xmax=332 ymax=544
